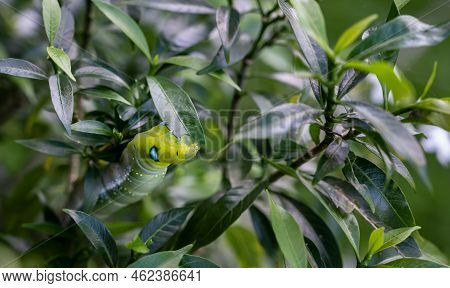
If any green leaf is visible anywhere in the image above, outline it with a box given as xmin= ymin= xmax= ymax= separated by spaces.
xmin=419 ymin=62 xmax=438 ymax=100
xmin=394 ymin=0 xmax=411 ymax=10
xmin=16 ymin=139 xmax=77 ymax=157
xmin=334 ymin=14 xmax=378 ymax=53
xmin=313 ymin=137 xmax=349 ymax=184
xmin=409 ymin=97 xmax=450 ymax=116
xmin=216 ymin=6 xmax=240 ymax=63
xmin=249 ymin=206 xmax=278 ymax=259
xmin=0 ymin=58 xmax=48 ymax=80
xmin=78 ymin=87 xmax=132 ymax=105
xmin=268 ymin=192 xmax=308 ymax=268
xmin=339 ymin=157 xmax=421 ymax=257
xmin=42 ymin=0 xmax=61 ymax=44
xmin=147 ymin=76 xmax=205 ymax=145
xmin=377 ymin=258 xmax=447 ymax=268
xmin=344 ymin=101 xmax=427 ymax=183
xmin=22 ymin=222 xmax=64 ymax=235
xmin=139 ymin=207 xmax=192 ymax=253
xmin=54 ymin=6 xmax=75 ymax=52
xmin=415 ymin=234 xmax=449 ymax=265
xmin=349 ymin=16 xmax=450 ymax=60
xmin=121 ymin=0 xmax=215 ymax=14
xmin=276 ymin=193 xmax=342 ymax=267
xmin=379 ymin=226 xmax=421 ymax=252
xmin=128 ymin=245 xmax=192 ymax=268
xmin=126 ymin=234 xmax=150 ymax=254
xmin=265 ymin=158 xmax=298 ymax=179
xmin=92 ymin=0 xmax=151 ymax=61
xmin=49 ymin=74 xmax=74 ymax=134
xmin=162 ymin=55 xmax=241 ymax=91
xmin=47 ymin=47 xmax=76 ymax=81
xmin=179 ymin=255 xmax=219 ymax=268
xmin=178 ymin=181 xmax=267 ymax=250
xmin=82 ymin=165 xmax=102 ymax=212
xmin=298 ymin=175 xmax=360 ymax=257
xmin=74 ymin=66 xmax=130 ymax=89
xmin=367 ymin=227 xmax=384 ymax=257
xmin=71 ymin=120 xmax=113 ymax=136
xmin=63 ymin=209 xmax=118 ymax=267
xmin=288 ymin=0 xmax=332 ymax=56
xmin=225 ymin=226 xmax=264 ymax=267
xmin=234 ymin=103 xmax=320 ymax=140
xmin=344 ymin=61 xmax=414 ymax=107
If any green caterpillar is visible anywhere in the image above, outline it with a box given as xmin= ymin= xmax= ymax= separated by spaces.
xmin=92 ymin=125 xmax=199 ymax=216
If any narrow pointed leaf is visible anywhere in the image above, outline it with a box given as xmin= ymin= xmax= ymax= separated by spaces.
xmin=147 ymin=76 xmax=205 ymax=145
xmin=54 ymin=6 xmax=75 ymax=52
xmin=16 ymin=139 xmax=77 ymax=157
xmin=335 ymin=14 xmax=378 ymax=53
xmin=42 ymin=0 xmax=61 ymax=44
xmin=249 ymin=206 xmax=278 ymax=258
xmin=367 ymin=227 xmax=384 ymax=256
xmin=74 ymin=66 xmax=130 ymax=89
xmin=121 ymin=0 xmax=215 ymax=14
xmin=63 ymin=209 xmax=118 ymax=267
xmin=377 ymin=258 xmax=447 ymax=268
xmin=268 ymin=192 xmax=307 ymax=268
xmin=139 ymin=207 xmax=192 ymax=253
xmin=0 ymin=58 xmax=48 ymax=80
xmin=71 ymin=120 xmax=113 ymax=136
xmin=179 ymin=255 xmax=219 ymax=268
xmin=92 ymin=0 xmax=151 ymax=60
xmin=47 ymin=47 xmax=76 ymax=81
xmin=49 ymin=74 xmax=73 ymax=134
xmin=345 ymin=101 xmax=426 ymax=181
xmin=380 ymin=226 xmax=421 ymax=252
xmin=235 ymin=103 xmax=320 ymax=140
xmin=128 ymin=245 xmax=192 ymax=268
xmin=78 ymin=87 xmax=132 ymax=105
xmin=345 ymin=61 xmax=414 ymax=107
xmin=349 ymin=16 xmax=450 ymax=60
xmin=216 ymin=6 xmax=240 ymax=63
xmin=313 ymin=137 xmax=349 ymax=184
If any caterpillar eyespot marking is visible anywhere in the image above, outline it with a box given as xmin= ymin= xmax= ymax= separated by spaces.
xmin=91 ymin=125 xmax=199 ymax=217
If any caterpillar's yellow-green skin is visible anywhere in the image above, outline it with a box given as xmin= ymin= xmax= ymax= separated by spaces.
xmin=93 ymin=125 xmax=198 ymax=216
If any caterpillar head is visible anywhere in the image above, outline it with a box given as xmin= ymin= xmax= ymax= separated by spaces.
xmin=131 ymin=125 xmax=199 ymax=166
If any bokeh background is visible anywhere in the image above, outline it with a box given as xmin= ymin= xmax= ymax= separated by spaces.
xmin=0 ymin=0 xmax=449 ymax=267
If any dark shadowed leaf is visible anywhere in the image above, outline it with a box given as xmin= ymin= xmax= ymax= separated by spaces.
xmin=349 ymin=16 xmax=450 ymax=60
xmin=180 ymin=181 xmax=267 ymax=250
xmin=42 ymin=0 xmax=61 ymax=44
xmin=344 ymin=101 xmax=427 ymax=182
xmin=162 ymin=56 xmax=240 ymax=91
xmin=179 ymin=255 xmax=219 ymax=268
xmin=337 ymin=69 xmax=367 ymax=98
xmin=0 ymin=59 xmax=48 ymax=80
xmin=268 ymin=192 xmax=307 ymax=268
xmin=216 ymin=6 xmax=240 ymax=63
xmin=147 ymin=76 xmax=205 ymax=145
xmin=235 ymin=103 xmax=320 ymax=140
xmin=54 ymin=6 xmax=75 ymax=52
xmin=92 ymin=0 xmax=151 ymax=60
xmin=82 ymin=165 xmax=102 ymax=212
xmin=298 ymin=175 xmax=360 ymax=257
xmin=249 ymin=206 xmax=278 ymax=258
xmin=313 ymin=136 xmax=349 ymax=184
xmin=74 ymin=66 xmax=130 ymax=89
xmin=139 ymin=207 xmax=192 ymax=253
xmin=16 ymin=139 xmax=77 ymax=157
xmin=377 ymin=258 xmax=447 ymax=268
xmin=63 ymin=209 xmax=118 ymax=267
xmin=128 ymin=245 xmax=192 ymax=268
xmin=277 ymin=193 xmax=342 ymax=267
xmin=49 ymin=74 xmax=74 ymax=134
xmin=78 ymin=87 xmax=132 ymax=105
xmin=121 ymin=0 xmax=215 ymax=14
